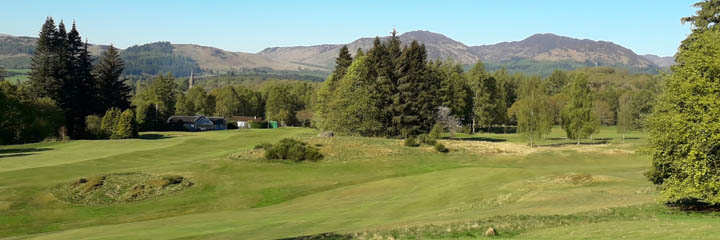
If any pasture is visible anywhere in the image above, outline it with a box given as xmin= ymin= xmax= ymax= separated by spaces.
xmin=1 ymin=127 xmax=718 ymax=239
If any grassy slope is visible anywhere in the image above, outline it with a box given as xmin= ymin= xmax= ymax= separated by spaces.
xmin=0 ymin=127 xmax=716 ymax=239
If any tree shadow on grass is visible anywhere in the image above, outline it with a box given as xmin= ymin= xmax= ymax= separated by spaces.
xmin=138 ymin=134 xmax=173 ymax=140
xmin=445 ymin=136 xmax=507 ymax=142
xmin=0 ymin=148 xmax=53 ymax=159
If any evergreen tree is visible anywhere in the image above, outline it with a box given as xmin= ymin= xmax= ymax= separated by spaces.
xmin=393 ymin=41 xmax=438 ymax=137
xmin=435 ymin=59 xmax=472 ymax=123
xmin=561 ymin=73 xmax=597 ymax=144
xmin=331 ymin=45 xmax=353 ymax=82
xmin=94 ymin=45 xmax=130 ymax=111
xmin=29 ymin=17 xmax=59 ymax=98
xmin=325 ymin=54 xmax=383 ymax=135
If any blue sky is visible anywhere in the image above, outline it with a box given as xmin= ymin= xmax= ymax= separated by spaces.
xmin=1 ymin=0 xmax=698 ymax=56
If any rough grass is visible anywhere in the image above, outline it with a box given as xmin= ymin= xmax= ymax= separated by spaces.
xmin=50 ymin=173 xmax=193 ymax=205
xmin=0 ymin=127 xmax=717 ymax=239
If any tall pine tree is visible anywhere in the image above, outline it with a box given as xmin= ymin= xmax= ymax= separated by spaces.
xmin=95 ymin=45 xmax=130 ymax=112
xmin=393 ymin=41 xmax=438 ymax=137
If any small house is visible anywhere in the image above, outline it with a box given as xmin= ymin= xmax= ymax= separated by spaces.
xmin=208 ymin=117 xmax=227 ymax=130
xmin=230 ymin=116 xmax=263 ymax=129
xmin=167 ymin=115 xmax=227 ymax=131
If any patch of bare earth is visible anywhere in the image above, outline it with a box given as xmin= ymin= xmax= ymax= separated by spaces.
xmin=438 ymin=140 xmax=634 ymax=156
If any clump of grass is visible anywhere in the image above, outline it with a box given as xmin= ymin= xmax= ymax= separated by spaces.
xmin=51 ymin=173 xmax=193 ymax=205
xmin=404 ymin=137 xmax=420 ymax=147
xmin=264 ymin=138 xmax=323 ymax=162
xmin=434 ymin=143 xmax=449 ymax=153
xmin=254 ymin=143 xmax=272 ymax=150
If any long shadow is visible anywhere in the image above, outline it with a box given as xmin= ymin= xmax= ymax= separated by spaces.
xmin=0 ymin=147 xmax=52 ymax=159
xmin=0 ymin=153 xmax=35 ymax=159
xmin=446 ymin=137 xmax=507 ymax=142
xmin=138 ymin=134 xmax=173 ymax=140
xmin=0 ymin=148 xmax=53 ymax=155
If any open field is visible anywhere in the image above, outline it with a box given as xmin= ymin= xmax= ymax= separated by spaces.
xmin=1 ymin=127 xmax=718 ymax=239
xmin=2 ymin=69 xmax=30 ymax=82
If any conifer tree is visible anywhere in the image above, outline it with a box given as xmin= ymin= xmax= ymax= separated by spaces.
xmin=331 ymin=45 xmax=353 ymax=82
xmin=561 ymin=73 xmax=597 ymax=144
xmin=95 ymin=45 xmax=130 ymax=112
xmin=29 ymin=17 xmax=58 ymax=98
xmin=393 ymin=41 xmax=437 ymax=137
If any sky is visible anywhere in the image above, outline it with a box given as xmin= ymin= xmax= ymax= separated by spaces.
xmin=0 ymin=0 xmax=699 ymax=57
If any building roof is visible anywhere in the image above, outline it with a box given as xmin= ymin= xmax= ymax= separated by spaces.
xmin=168 ymin=115 xmax=205 ymax=123
xmin=230 ymin=116 xmax=263 ymax=122
xmin=207 ymin=117 xmax=227 ymax=124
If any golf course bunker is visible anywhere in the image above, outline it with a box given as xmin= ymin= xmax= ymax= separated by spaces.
xmin=51 ymin=173 xmax=193 ymax=205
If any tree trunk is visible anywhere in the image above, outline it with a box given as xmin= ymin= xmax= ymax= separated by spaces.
xmin=472 ymin=119 xmax=476 ymax=134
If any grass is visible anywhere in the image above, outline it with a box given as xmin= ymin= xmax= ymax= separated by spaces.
xmin=0 ymin=126 xmax=717 ymax=239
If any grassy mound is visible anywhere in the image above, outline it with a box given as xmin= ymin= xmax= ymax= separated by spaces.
xmin=51 ymin=173 xmax=193 ymax=205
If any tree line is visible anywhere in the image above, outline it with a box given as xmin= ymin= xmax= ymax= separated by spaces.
xmin=313 ymin=33 xmax=659 ymax=142
xmin=1 ymin=17 xmax=134 ymax=143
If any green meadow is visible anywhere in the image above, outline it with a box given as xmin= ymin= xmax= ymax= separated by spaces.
xmin=1 ymin=127 xmax=718 ymax=239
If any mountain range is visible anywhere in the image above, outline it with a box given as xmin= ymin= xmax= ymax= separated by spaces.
xmin=1 ymin=30 xmax=674 ymax=77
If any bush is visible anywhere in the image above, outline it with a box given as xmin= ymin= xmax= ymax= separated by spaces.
xmin=404 ymin=137 xmax=420 ymax=147
xmin=85 ymin=115 xmax=104 ymax=139
xmin=111 ymin=109 xmax=138 ymax=139
xmin=254 ymin=143 xmax=272 ymax=150
xmin=429 ymin=123 xmax=443 ymax=140
xmin=101 ymin=108 xmax=122 ymax=137
xmin=250 ymin=121 xmax=266 ymax=129
xmin=434 ymin=143 xmax=449 ymax=153
xmin=417 ymin=134 xmax=437 ymax=145
xmin=264 ymin=138 xmax=323 ymax=162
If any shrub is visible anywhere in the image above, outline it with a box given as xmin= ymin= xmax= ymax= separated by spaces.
xmin=111 ymin=109 xmax=138 ymax=139
xmin=250 ymin=121 xmax=267 ymax=129
xmin=404 ymin=137 xmax=419 ymax=147
xmin=264 ymin=138 xmax=323 ymax=162
xmin=429 ymin=123 xmax=443 ymax=140
xmin=254 ymin=143 xmax=272 ymax=150
xmin=417 ymin=134 xmax=437 ymax=145
xmin=434 ymin=143 xmax=449 ymax=153
xmin=101 ymin=108 xmax=122 ymax=137
xmin=85 ymin=115 xmax=104 ymax=139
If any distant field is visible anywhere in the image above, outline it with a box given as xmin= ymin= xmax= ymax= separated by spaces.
xmin=1 ymin=127 xmax=718 ymax=239
xmin=2 ymin=68 xmax=30 ymax=82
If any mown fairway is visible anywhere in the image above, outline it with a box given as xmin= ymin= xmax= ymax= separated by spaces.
xmin=1 ymin=127 xmax=719 ymax=239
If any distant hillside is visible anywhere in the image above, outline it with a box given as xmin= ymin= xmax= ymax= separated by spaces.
xmin=0 ymin=34 xmax=324 ymax=77
xmin=642 ymin=54 xmax=675 ymax=68
xmin=470 ymin=33 xmax=656 ymax=69
xmin=2 ymin=31 xmax=672 ymax=77
xmin=259 ymin=31 xmax=666 ymax=74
